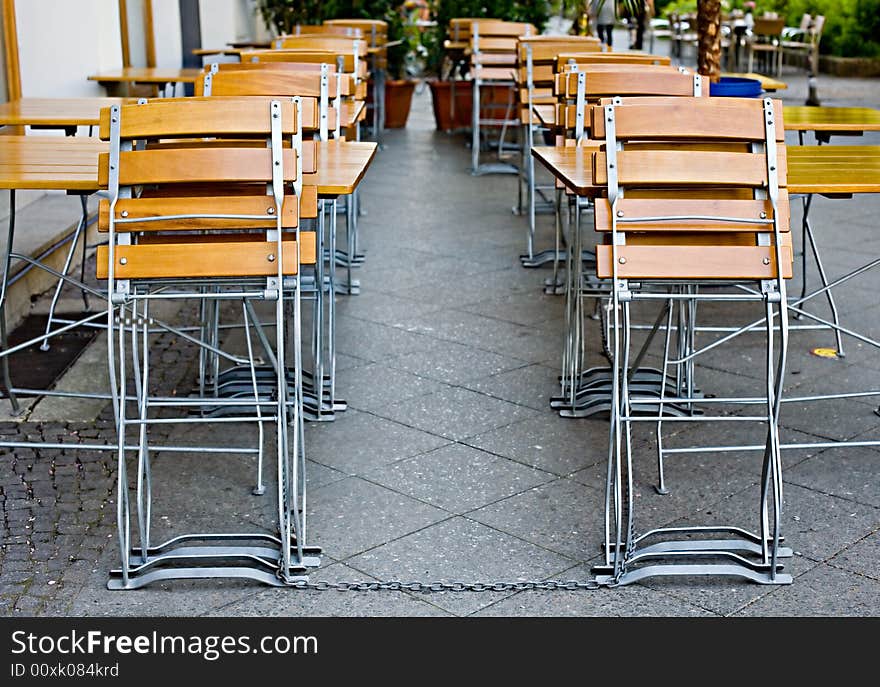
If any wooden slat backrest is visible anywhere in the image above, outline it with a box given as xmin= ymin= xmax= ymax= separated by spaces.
xmin=324 ymin=19 xmax=387 ymax=46
xmin=203 ymin=68 xmax=355 ymax=98
xmin=98 ymin=195 xmax=300 ymax=231
xmin=129 ymin=94 xmax=327 ymax=134
xmin=289 ymin=24 xmax=362 ymax=37
xmin=518 ymin=36 xmax=602 ymax=65
xmin=592 ymin=148 xmax=787 ymax=187
xmin=556 ymin=52 xmax=671 ymax=72
xmin=141 ymin=138 xmax=317 ymax=175
xmin=556 ymin=67 xmax=706 ymax=99
xmin=593 ymin=193 xmax=790 ymax=233
xmin=240 ymin=49 xmax=367 ymax=78
xmin=99 ymin=147 xmax=298 ymax=186
xmin=98 ymin=99 xmax=296 ymax=140
xmin=274 ymin=35 xmax=367 ymax=56
xmin=96 ymin=236 xmax=315 ymax=279
xmin=591 ymin=99 xmax=791 ymax=280
xmin=449 ymin=18 xmax=478 ymax=42
xmin=752 ymin=17 xmax=786 ymax=36
xmin=590 ymin=98 xmax=785 ymax=141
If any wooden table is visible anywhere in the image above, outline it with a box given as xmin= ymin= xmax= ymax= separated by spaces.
xmin=787 ymin=145 xmax=880 ymax=195
xmin=88 ymin=68 xmax=203 ymax=97
xmin=721 ymin=72 xmax=788 ymax=91
xmin=0 ymin=98 xmax=137 ymax=131
xmin=0 ymin=136 xmax=106 ymax=191
xmin=309 ymin=140 xmax=377 ymax=196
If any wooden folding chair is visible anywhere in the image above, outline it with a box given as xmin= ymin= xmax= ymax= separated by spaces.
xmin=546 ymin=66 xmax=708 ymax=422
xmin=470 ymin=20 xmax=536 ymax=175
xmin=96 ymin=97 xmax=321 ymax=589
xmin=746 ymin=17 xmax=786 ymax=76
xmin=588 ymin=97 xmax=793 ymax=586
xmin=326 ymin=19 xmax=389 ymax=139
xmin=196 ymin=70 xmax=350 ymax=426
xmin=517 ymin=36 xmax=602 ymax=266
xmin=288 ymin=24 xmax=362 ymax=38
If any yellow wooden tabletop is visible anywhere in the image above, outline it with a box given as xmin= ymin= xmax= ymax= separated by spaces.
xmin=533 ymin=143 xmax=880 ymax=196
xmin=0 ymin=136 xmax=106 ymax=191
xmin=309 ymin=140 xmax=378 ymax=195
xmin=0 ymin=97 xmax=138 ymax=127
xmin=192 ymin=47 xmax=245 ymax=57
xmin=0 ymin=136 xmax=378 ymax=196
xmin=788 ymin=145 xmax=880 ymax=194
xmin=721 ymin=72 xmax=788 ymax=91
xmin=784 ymin=106 xmax=880 ymax=132
xmin=88 ymin=67 xmax=203 ymax=84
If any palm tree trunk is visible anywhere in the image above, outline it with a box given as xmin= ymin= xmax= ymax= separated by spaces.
xmin=696 ymin=0 xmax=722 ymax=81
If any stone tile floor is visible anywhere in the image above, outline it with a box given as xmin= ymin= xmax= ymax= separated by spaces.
xmin=2 ymin=67 xmax=880 ymax=617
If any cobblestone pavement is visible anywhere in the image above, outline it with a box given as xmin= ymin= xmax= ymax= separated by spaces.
xmin=2 ymin=68 xmax=880 ymax=617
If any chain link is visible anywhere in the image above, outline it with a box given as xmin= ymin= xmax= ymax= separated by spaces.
xmin=284 ymin=578 xmax=604 ymax=592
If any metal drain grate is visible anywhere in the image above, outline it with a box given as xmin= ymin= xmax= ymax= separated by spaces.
xmin=7 ymin=313 xmax=100 ymax=395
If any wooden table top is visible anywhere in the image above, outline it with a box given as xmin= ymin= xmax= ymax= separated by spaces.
xmin=784 ymin=106 xmax=880 ymax=132
xmin=88 ymin=67 xmax=203 ymax=84
xmin=0 ymin=136 xmax=106 ymax=191
xmin=0 ymin=97 xmax=138 ymax=128
xmin=343 ymin=101 xmax=367 ymax=128
xmin=533 ymin=144 xmax=880 ymax=197
xmin=309 ymin=140 xmax=377 ymax=195
xmin=721 ymin=72 xmax=788 ymax=91
xmin=193 ymin=47 xmax=245 ymax=57
xmin=788 ymin=145 xmax=880 ymax=195
xmin=0 ymin=135 xmax=377 ymax=196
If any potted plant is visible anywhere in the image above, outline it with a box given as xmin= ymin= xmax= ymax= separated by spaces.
xmin=256 ymin=0 xmax=334 ymax=33
xmin=423 ymin=0 xmax=552 ymax=132
xmin=382 ymin=2 xmax=420 ymax=128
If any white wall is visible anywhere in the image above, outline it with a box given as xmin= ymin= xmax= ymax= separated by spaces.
xmin=151 ymin=0 xmax=181 ymax=68
xmin=199 ymin=0 xmax=256 ymax=47
xmin=16 ymin=0 xmax=123 ymax=97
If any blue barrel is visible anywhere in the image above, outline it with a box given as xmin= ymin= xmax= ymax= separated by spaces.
xmin=709 ymin=76 xmax=763 ymax=98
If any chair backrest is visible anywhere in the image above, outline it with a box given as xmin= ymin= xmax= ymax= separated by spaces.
xmin=200 ymin=67 xmax=351 ymax=140
xmin=797 ymin=13 xmax=812 ymax=32
xmin=274 ymin=35 xmax=367 ymax=57
xmin=240 ymin=49 xmax=367 ymax=79
xmin=589 ymin=97 xmax=791 ymax=281
xmin=518 ymin=36 xmax=602 ymax=85
xmin=555 ymin=65 xmax=705 ymax=137
xmin=96 ymin=98 xmax=310 ymax=280
xmin=324 ymin=19 xmax=388 ymax=47
xmin=556 ymin=52 xmax=672 ymax=72
xmin=290 ymin=24 xmax=362 ymax=37
xmin=471 ymin=20 xmax=535 ymax=54
xmin=449 ymin=18 xmax=479 ymax=45
xmin=753 ymin=17 xmax=785 ymax=37
xmin=810 ymin=15 xmax=825 ymax=40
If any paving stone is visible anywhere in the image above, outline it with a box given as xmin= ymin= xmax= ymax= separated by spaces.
xmin=375 ymin=386 xmax=540 ymax=442
xmin=305 ymin=409 xmax=450 ymax=474
xmin=467 ymin=414 xmax=608 ymax=476
xmin=461 ymin=362 xmax=560 ymax=411
xmin=336 ymin=362 xmax=450 ymax=411
xmin=205 ymin=563 xmax=452 ymax=617
xmin=786 ymin=445 xmax=880 ymax=508
xmin=347 ymin=517 xmax=573 ymax=615
xmin=387 ymin=338 xmax=528 ymax=386
xmin=828 ymin=529 xmax=880 ymax=581
xmin=469 ymin=478 xmax=604 ymax=562
xmin=364 ymin=443 xmax=554 ymax=514
xmin=733 ymin=564 xmax=880 ymax=616
xmin=306 ymin=477 xmax=448 ymax=560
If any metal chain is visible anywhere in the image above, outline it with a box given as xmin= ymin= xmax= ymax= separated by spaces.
xmin=283 ymin=578 xmax=606 ymax=592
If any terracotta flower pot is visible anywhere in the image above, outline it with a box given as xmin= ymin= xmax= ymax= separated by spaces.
xmin=428 ymin=80 xmax=515 ymax=132
xmin=383 ymin=79 xmax=416 ymax=128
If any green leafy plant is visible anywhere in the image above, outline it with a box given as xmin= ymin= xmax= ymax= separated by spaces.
xmin=782 ymin=0 xmax=880 ymax=57
xmin=423 ymin=0 xmax=553 ymax=76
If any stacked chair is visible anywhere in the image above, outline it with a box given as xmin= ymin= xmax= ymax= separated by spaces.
xmin=241 ymin=45 xmax=368 ymax=293
xmin=517 ymin=35 xmax=602 ymax=267
xmin=469 ymin=20 xmax=536 ymax=175
xmin=97 ymin=97 xmax=321 ymax=588
xmin=588 ymin=96 xmax=793 ymax=585
xmin=524 ymin=51 xmax=673 ymax=275
xmin=326 ymin=19 xmax=389 ymax=141
xmin=198 ymin=65 xmax=348 ymax=424
xmin=545 ymin=64 xmax=707 ymax=421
